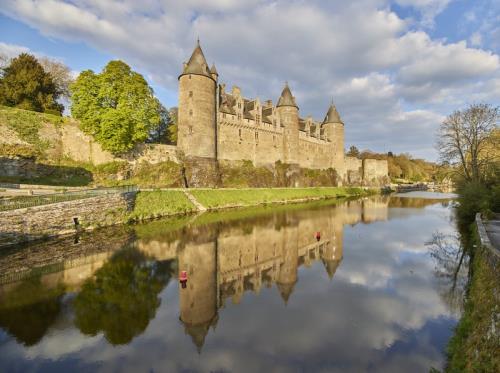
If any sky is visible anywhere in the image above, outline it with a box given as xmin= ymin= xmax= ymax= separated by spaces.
xmin=0 ymin=0 xmax=499 ymax=161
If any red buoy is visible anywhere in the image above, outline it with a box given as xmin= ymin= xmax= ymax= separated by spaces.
xmin=180 ymin=270 xmax=188 ymax=288
xmin=315 ymin=231 xmax=321 ymax=242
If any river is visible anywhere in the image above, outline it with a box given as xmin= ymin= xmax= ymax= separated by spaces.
xmin=0 ymin=192 xmax=466 ymax=372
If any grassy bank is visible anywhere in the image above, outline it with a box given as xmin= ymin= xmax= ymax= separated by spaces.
xmin=126 ymin=187 xmax=373 ymax=222
xmin=127 ymin=190 xmax=196 ymax=221
xmin=446 ymin=224 xmax=500 ymax=372
xmin=189 ymin=187 xmax=371 ymax=209
xmin=444 ymin=178 xmax=499 ymax=372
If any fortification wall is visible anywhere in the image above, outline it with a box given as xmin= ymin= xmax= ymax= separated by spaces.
xmin=345 ymin=156 xmax=362 ymax=184
xmin=218 ymin=114 xmax=336 ymax=170
xmin=298 ymin=136 xmax=331 ymax=169
xmin=61 ymin=122 xmax=116 ymax=164
xmin=60 ymin=123 xmax=177 ymax=165
xmin=363 ymin=159 xmax=389 ymax=184
xmin=0 ymin=192 xmax=135 ymax=247
xmin=217 ymin=115 xmax=284 ymax=166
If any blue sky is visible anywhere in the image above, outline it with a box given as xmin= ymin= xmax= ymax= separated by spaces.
xmin=0 ymin=0 xmax=499 ymax=160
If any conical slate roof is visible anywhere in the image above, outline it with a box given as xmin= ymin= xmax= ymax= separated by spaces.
xmin=277 ymin=83 xmax=298 ymax=108
xmin=210 ymin=63 xmax=218 ymax=75
xmin=277 ymin=281 xmax=296 ymax=305
xmin=323 ymin=103 xmax=343 ymax=124
xmin=322 ymin=259 xmax=341 ymax=279
xmin=180 ymin=40 xmax=212 ymax=79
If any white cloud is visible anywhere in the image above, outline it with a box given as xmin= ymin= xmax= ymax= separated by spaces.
xmin=0 ymin=0 xmax=499 ymax=160
xmin=0 ymin=41 xmax=30 ymax=59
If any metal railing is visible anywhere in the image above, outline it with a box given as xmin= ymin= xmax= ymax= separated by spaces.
xmin=0 ymin=185 xmax=137 ymax=212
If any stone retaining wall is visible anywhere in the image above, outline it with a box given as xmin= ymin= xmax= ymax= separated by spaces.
xmin=476 ymin=213 xmax=500 ymax=269
xmin=0 ymin=192 xmax=136 ymax=247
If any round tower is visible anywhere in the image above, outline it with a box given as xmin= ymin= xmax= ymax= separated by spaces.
xmin=276 ymin=83 xmax=299 ymax=165
xmin=322 ymin=103 xmax=345 ymax=182
xmin=177 ymin=41 xmax=217 ymax=160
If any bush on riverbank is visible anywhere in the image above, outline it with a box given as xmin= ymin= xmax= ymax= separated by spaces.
xmin=189 ymin=187 xmax=370 ymax=209
xmin=128 ymin=190 xmax=196 ymax=221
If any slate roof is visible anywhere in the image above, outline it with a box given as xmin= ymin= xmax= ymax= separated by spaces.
xmin=323 ymin=104 xmax=343 ymax=124
xmin=276 ymin=83 xmax=298 ymax=108
xmin=180 ymin=41 xmax=212 ymax=79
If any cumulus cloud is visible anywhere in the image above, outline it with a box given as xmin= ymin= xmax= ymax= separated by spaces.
xmin=0 ymin=0 xmax=499 ymax=160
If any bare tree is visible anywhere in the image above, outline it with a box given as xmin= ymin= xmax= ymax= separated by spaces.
xmin=437 ymin=103 xmax=499 ymax=182
xmin=38 ymin=57 xmax=73 ymax=99
xmin=426 ymin=232 xmax=469 ymax=315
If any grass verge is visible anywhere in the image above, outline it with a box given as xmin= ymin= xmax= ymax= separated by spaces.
xmin=189 ymin=187 xmax=372 ymax=209
xmin=128 ymin=190 xmax=196 ymax=221
xmin=446 ymin=224 xmax=500 ymax=372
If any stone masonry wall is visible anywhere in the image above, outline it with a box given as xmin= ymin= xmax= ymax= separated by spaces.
xmin=61 ymin=122 xmax=177 ymax=166
xmin=363 ymin=159 xmax=389 ymax=185
xmin=0 ymin=192 xmax=135 ymax=247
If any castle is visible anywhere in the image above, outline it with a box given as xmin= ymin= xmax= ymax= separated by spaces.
xmin=177 ymin=41 xmax=388 ymax=184
xmin=56 ymin=40 xmax=387 ymax=185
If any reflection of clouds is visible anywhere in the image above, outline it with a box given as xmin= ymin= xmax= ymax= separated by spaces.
xmin=0 ymin=199 xmax=458 ymax=372
xmin=338 ymin=207 xmax=456 ymax=290
xmin=25 ymin=328 xmax=101 ymax=360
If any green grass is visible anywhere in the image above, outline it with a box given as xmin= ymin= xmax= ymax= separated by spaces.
xmin=190 ymin=187 xmax=370 ymax=209
xmin=0 ymin=105 xmax=66 ymax=154
xmin=446 ymin=225 xmax=500 ymax=372
xmin=128 ymin=190 xmax=196 ymax=221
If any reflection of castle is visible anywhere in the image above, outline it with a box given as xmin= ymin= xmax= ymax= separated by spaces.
xmin=0 ymin=196 xmax=396 ymax=349
xmin=168 ymin=197 xmax=391 ymax=350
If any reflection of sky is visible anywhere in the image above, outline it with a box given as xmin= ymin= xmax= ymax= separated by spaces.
xmin=0 ymin=198 xmax=458 ymax=372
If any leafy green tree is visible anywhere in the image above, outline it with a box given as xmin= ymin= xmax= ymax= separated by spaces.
xmin=70 ymin=60 xmax=162 ymax=154
xmin=346 ymin=145 xmax=360 ymax=157
xmin=0 ymin=276 xmax=65 ymax=346
xmin=168 ymin=106 xmax=178 ymax=144
xmin=73 ymin=247 xmax=174 ymax=345
xmin=147 ymin=102 xmax=170 ymax=143
xmin=0 ymin=53 xmax=63 ymax=115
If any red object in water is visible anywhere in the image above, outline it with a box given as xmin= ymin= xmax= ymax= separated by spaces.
xmin=180 ymin=270 xmax=188 ymax=281
xmin=180 ymin=271 xmax=188 ymax=289
xmin=315 ymin=231 xmax=321 ymax=241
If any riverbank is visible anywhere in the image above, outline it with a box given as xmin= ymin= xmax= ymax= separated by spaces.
xmin=446 ymin=217 xmax=500 ymax=372
xmin=0 ymin=186 xmax=377 ymax=247
xmin=129 ymin=187 xmax=374 ymax=221
xmin=444 ymin=179 xmax=499 ymax=372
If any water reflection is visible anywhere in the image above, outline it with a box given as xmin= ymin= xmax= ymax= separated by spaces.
xmin=0 ymin=195 xmax=461 ymax=372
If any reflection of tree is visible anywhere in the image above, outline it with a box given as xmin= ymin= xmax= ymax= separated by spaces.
xmin=389 ymin=197 xmax=450 ymax=209
xmin=426 ymin=232 xmax=469 ymax=315
xmin=0 ymin=277 xmax=64 ymax=346
xmin=74 ymin=247 xmax=174 ymax=345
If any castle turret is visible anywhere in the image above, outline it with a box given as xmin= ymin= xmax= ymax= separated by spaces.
xmin=322 ymin=103 xmax=345 ymax=181
xmin=177 ymin=41 xmax=217 ymax=160
xmin=277 ymin=216 xmax=299 ymax=304
xmin=276 ymin=83 xmax=299 ymax=165
xmin=178 ymin=240 xmax=218 ymax=352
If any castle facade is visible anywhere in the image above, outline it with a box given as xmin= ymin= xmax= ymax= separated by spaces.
xmin=177 ymin=41 xmax=348 ymax=178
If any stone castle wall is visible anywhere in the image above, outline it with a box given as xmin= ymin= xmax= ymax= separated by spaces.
xmin=345 ymin=156 xmax=388 ymax=185
xmin=61 ymin=122 xmax=177 ymax=165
